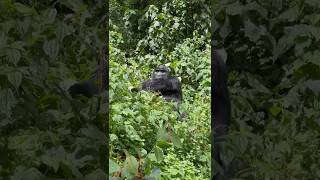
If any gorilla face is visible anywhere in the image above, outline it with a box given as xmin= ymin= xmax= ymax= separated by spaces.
xmin=153 ymin=65 xmax=169 ymax=80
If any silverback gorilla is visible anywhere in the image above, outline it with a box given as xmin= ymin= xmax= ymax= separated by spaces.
xmin=212 ymin=50 xmax=231 ymax=180
xmin=68 ymin=60 xmax=107 ymax=98
xmin=141 ymin=65 xmax=182 ymax=103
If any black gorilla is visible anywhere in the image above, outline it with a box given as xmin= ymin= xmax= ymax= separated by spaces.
xmin=212 ymin=50 xmax=231 ymax=180
xmin=141 ymin=65 xmax=182 ymax=103
xmin=68 ymin=60 xmax=107 ymax=98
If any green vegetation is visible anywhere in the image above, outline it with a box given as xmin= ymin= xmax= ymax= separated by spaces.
xmin=0 ymin=1 xmax=107 ymax=179
xmin=109 ymin=0 xmax=212 ymax=179
xmin=1 ymin=0 xmax=318 ymax=179
xmin=214 ymin=0 xmax=320 ymax=179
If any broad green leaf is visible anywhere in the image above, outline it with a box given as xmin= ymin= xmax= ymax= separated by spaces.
xmin=41 ymin=155 xmax=60 ymax=172
xmin=244 ymin=20 xmax=263 ymax=42
xmin=172 ymin=133 xmax=182 ymax=148
xmin=6 ymin=49 xmax=21 ymax=65
xmin=154 ymin=146 xmax=164 ymax=162
xmin=144 ymin=168 xmax=161 ymax=180
xmin=60 ymin=160 xmax=82 ymax=178
xmin=14 ymin=3 xmax=36 ymax=16
xmin=8 ymin=71 xmax=22 ymax=89
xmin=84 ymin=169 xmax=107 ymax=180
xmin=220 ymin=148 xmax=234 ymax=167
xmin=43 ymin=39 xmax=59 ymax=60
xmin=247 ymin=76 xmax=270 ymax=93
xmin=277 ymin=7 xmax=299 ymax=22
xmin=11 ymin=167 xmax=44 ymax=180
xmin=157 ymin=127 xmax=169 ymax=140
xmin=226 ymin=2 xmax=243 ymax=15
xmin=44 ymin=8 xmax=57 ymax=23
xmin=0 ymin=89 xmax=16 ymax=115
xmin=305 ymin=80 xmax=320 ymax=93
xmin=270 ymin=106 xmax=282 ymax=117
xmin=123 ymin=155 xmax=138 ymax=178
xmin=109 ymin=159 xmax=120 ymax=174
xmin=55 ymin=22 xmax=74 ymax=41
xmin=156 ymin=140 xmax=172 ymax=149
xmin=234 ymin=135 xmax=248 ymax=155
xmin=305 ymin=0 xmax=320 ymax=8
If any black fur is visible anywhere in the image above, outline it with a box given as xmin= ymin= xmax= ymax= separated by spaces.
xmin=212 ymin=50 xmax=231 ymax=180
xmin=141 ymin=65 xmax=182 ymax=103
xmin=68 ymin=60 xmax=107 ymax=98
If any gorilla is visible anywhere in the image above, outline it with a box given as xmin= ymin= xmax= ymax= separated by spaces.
xmin=141 ymin=65 xmax=187 ymax=120
xmin=212 ymin=50 xmax=231 ymax=180
xmin=68 ymin=60 xmax=107 ymax=98
xmin=141 ymin=65 xmax=182 ymax=103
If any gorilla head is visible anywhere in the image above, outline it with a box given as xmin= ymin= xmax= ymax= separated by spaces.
xmin=152 ymin=64 xmax=170 ymax=80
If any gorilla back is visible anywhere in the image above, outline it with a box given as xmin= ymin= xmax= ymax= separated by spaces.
xmin=212 ymin=50 xmax=231 ymax=179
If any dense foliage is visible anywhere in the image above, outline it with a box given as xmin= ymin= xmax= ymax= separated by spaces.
xmin=109 ymin=0 xmax=212 ymax=179
xmin=1 ymin=0 xmax=318 ymax=179
xmin=213 ymin=0 xmax=320 ymax=179
xmin=0 ymin=0 xmax=107 ymax=179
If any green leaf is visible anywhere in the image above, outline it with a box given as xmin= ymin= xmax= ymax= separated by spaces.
xmin=11 ymin=167 xmax=44 ymax=180
xmin=277 ymin=7 xmax=299 ymax=22
xmin=305 ymin=80 xmax=320 ymax=94
xmin=109 ymin=159 xmax=120 ymax=174
xmin=157 ymin=127 xmax=169 ymax=141
xmin=156 ymin=140 xmax=172 ymax=149
xmin=0 ymin=89 xmax=17 ymax=116
xmin=247 ymin=76 xmax=270 ymax=93
xmin=270 ymin=106 xmax=282 ymax=117
xmin=60 ymin=160 xmax=83 ymax=178
xmin=41 ymin=155 xmax=60 ymax=172
xmin=144 ymin=168 xmax=161 ymax=180
xmin=6 ymin=49 xmax=21 ymax=65
xmin=226 ymin=2 xmax=243 ymax=15
xmin=123 ymin=155 xmax=138 ymax=178
xmin=43 ymin=39 xmax=59 ymax=60
xmin=220 ymin=148 xmax=234 ymax=167
xmin=55 ymin=22 xmax=74 ymax=42
xmin=154 ymin=146 xmax=164 ymax=162
xmin=244 ymin=20 xmax=263 ymax=42
xmin=172 ymin=133 xmax=182 ymax=148
xmin=306 ymin=51 xmax=320 ymax=66
xmin=44 ymin=8 xmax=57 ymax=23
xmin=234 ymin=135 xmax=248 ymax=155
xmin=305 ymin=0 xmax=320 ymax=8
xmin=14 ymin=3 xmax=36 ymax=16
xmin=8 ymin=71 xmax=22 ymax=89
xmin=84 ymin=169 xmax=107 ymax=180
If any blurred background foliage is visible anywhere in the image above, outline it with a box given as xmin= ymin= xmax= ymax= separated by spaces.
xmin=213 ymin=0 xmax=320 ymax=179
xmin=0 ymin=0 xmax=107 ymax=179
xmin=109 ymin=0 xmax=212 ymax=179
xmin=1 ymin=0 xmax=318 ymax=179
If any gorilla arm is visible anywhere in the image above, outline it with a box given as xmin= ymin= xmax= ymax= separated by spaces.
xmin=68 ymin=60 xmax=107 ymax=98
xmin=141 ymin=79 xmax=173 ymax=91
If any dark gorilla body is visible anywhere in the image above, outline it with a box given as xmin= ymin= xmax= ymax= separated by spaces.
xmin=212 ymin=50 xmax=231 ymax=180
xmin=141 ymin=65 xmax=182 ymax=103
xmin=68 ymin=60 xmax=107 ymax=98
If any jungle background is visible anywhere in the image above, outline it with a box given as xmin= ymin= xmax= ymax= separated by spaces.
xmin=0 ymin=0 xmax=319 ymax=179
xmin=213 ymin=0 xmax=320 ymax=179
xmin=0 ymin=0 xmax=108 ymax=179
xmin=109 ymin=0 xmax=212 ymax=179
